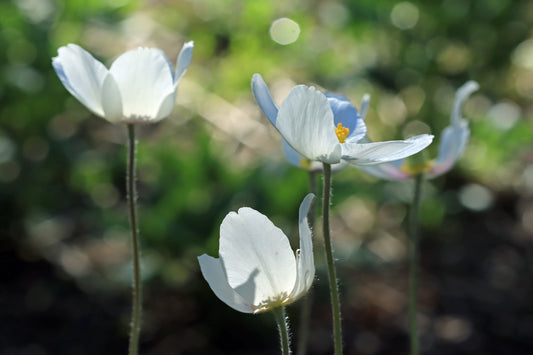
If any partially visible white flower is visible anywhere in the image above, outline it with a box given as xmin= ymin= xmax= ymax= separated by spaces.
xmin=252 ymin=74 xmax=433 ymax=166
xmin=359 ymin=81 xmax=479 ymax=180
xmin=198 ymin=193 xmax=315 ymax=314
xmin=52 ymin=42 xmax=194 ymax=124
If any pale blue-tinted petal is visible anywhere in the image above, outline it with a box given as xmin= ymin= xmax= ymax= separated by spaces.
xmin=276 ymin=85 xmax=342 ymax=164
xmin=357 ymin=159 xmax=412 ymax=181
xmin=198 ymin=255 xmax=254 ymax=313
xmin=288 ymin=193 xmax=316 ymax=302
xmin=100 ymin=74 xmax=123 ymax=123
xmin=428 ymin=120 xmax=470 ymax=178
xmin=252 ymin=73 xmax=279 ymax=126
xmin=109 ymin=47 xmax=174 ymax=120
xmin=174 ymin=41 xmax=194 ymax=86
xmin=219 ymin=208 xmax=297 ymax=308
xmin=326 ymin=94 xmax=367 ymax=143
xmin=359 ymin=94 xmax=371 ymax=121
xmin=342 ymin=134 xmax=434 ymax=165
xmin=153 ymin=91 xmax=177 ymax=121
xmin=282 ymin=139 xmax=305 ymax=168
xmin=53 ymin=44 xmax=108 ymax=117
xmin=428 ymin=80 xmax=478 ymax=178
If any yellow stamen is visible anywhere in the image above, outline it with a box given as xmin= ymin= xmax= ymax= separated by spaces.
xmin=335 ymin=123 xmax=350 ymax=143
xmin=400 ymin=159 xmax=435 ymax=175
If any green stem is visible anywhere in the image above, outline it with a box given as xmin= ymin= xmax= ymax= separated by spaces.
xmin=127 ymin=124 xmax=142 ymax=355
xmin=322 ymin=163 xmax=343 ymax=355
xmin=296 ymin=170 xmax=318 ymax=355
xmin=273 ymin=306 xmax=291 ymax=355
xmin=408 ymin=174 xmax=423 ymax=355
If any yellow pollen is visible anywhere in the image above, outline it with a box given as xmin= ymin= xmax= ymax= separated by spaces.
xmin=400 ymin=159 xmax=435 ymax=175
xmin=335 ymin=123 xmax=350 ymax=143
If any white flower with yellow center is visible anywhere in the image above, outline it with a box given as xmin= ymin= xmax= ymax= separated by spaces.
xmin=52 ymin=42 xmax=193 ymax=124
xmin=198 ymin=193 xmax=315 ymax=314
xmin=252 ymin=73 xmax=434 ymax=166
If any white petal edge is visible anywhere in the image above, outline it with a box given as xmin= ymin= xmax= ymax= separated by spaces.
xmin=451 ymin=81 xmax=479 ymax=127
xmin=219 ymin=208 xmax=297 ymax=308
xmin=360 ymin=94 xmax=371 ymax=121
xmin=252 ymin=73 xmax=279 ymax=125
xmin=343 ymin=134 xmax=434 ymax=165
xmin=428 ymin=121 xmax=470 ymax=178
xmin=198 ymin=254 xmax=254 ymax=313
xmin=53 ymin=44 xmax=109 ymax=117
xmin=357 ymin=159 xmax=412 ymax=181
xmin=276 ymin=85 xmax=342 ymax=164
xmin=101 ymin=74 xmax=123 ymax=123
xmin=174 ymin=41 xmax=194 ymax=87
xmin=288 ymin=193 xmax=316 ymax=302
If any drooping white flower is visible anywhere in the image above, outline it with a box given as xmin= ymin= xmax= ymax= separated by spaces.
xmin=52 ymin=42 xmax=194 ymax=124
xmin=252 ymin=74 xmax=434 ymax=166
xmin=358 ymin=81 xmax=479 ymax=180
xmin=198 ymin=193 xmax=315 ymax=314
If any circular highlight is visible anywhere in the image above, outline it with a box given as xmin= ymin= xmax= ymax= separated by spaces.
xmin=390 ymin=2 xmax=419 ymax=30
xmin=270 ymin=18 xmax=300 ymax=45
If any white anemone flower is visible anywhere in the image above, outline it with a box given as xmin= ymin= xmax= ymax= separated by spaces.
xmin=252 ymin=74 xmax=434 ymax=166
xmin=198 ymin=193 xmax=315 ymax=314
xmin=358 ymin=81 xmax=479 ymax=180
xmin=52 ymin=42 xmax=193 ymax=124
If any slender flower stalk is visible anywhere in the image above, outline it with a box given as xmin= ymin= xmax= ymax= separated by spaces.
xmin=273 ymin=306 xmax=291 ymax=355
xmin=126 ymin=124 xmax=142 ymax=355
xmin=322 ymin=163 xmax=343 ymax=355
xmin=408 ymin=174 xmax=423 ymax=355
xmin=297 ymin=171 xmax=318 ymax=355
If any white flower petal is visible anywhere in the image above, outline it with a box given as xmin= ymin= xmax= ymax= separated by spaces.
xmin=288 ymin=193 xmax=315 ymax=302
xmin=451 ymin=81 xmax=479 ymax=127
xmin=100 ymin=74 xmax=123 ymax=123
xmin=276 ymin=85 xmax=342 ymax=164
xmin=359 ymin=94 xmax=371 ymax=121
xmin=343 ymin=134 xmax=434 ymax=165
xmin=219 ymin=207 xmax=297 ymax=308
xmin=357 ymin=159 xmax=412 ymax=181
xmin=174 ymin=41 xmax=194 ymax=86
xmin=109 ymin=47 xmax=174 ymax=120
xmin=53 ymin=44 xmax=108 ymax=116
xmin=198 ymin=254 xmax=254 ymax=313
xmin=252 ymin=73 xmax=279 ymax=125
xmin=153 ymin=91 xmax=177 ymax=122
xmin=428 ymin=120 xmax=470 ymax=178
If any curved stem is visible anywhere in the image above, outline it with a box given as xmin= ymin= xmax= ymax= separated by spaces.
xmin=322 ymin=163 xmax=343 ymax=355
xmin=296 ymin=170 xmax=318 ymax=355
xmin=273 ymin=306 xmax=291 ymax=355
xmin=127 ymin=124 xmax=142 ymax=355
xmin=408 ymin=174 xmax=423 ymax=355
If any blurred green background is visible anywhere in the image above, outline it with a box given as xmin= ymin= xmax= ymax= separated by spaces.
xmin=2 ymin=0 xmax=533 ymax=354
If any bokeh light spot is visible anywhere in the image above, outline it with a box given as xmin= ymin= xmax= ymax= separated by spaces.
xmin=390 ymin=2 xmax=419 ymax=30
xmin=270 ymin=18 xmax=300 ymax=45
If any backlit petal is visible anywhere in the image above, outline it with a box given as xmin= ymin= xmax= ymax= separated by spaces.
xmin=252 ymin=73 xmax=279 ymax=125
xmin=428 ymin=120 xmax=470 ymax=178
xmin=174 ymin=41 xmax=194 ymax=86
xmin=53 ymin=44 xmax=108 ymax=116
xmin=288 ymin=193 xmax=315 ymax=302
xmin=357 ymin=159 xmax=412 ymax=181
xmin=277 ymin=85 xmax=342 ymax=164
xmin=219 ymin=207 xmax=297 ymax=308
xmin=109 ymin=47 xmax=174 ymax=120
xmin=101 ymin=74 xmax=123 ymax=123
xmin=342 ymin=134 xmax=434 ymax=165
xmin=198 ymin=255 xmax=254 ymax=313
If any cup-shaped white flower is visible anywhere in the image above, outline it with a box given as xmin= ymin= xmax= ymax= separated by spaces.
xmin=52 ymin=42 xmax=194 ymax=124
xmin=252 ymin=74 xmax=434 ymax=166
xmin=198 ymin=193 xmax=315 ymax=314
xmin=359 ymin=81 xmax=479 ymax=180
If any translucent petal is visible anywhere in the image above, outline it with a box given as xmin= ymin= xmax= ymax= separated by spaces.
xmin=428 ymin=120 xmax=470 ymax=178
xmin=357 ymin=159 xmax=412 ymax=181
xmin=252 ymin=73 xmax=279 ymax=125
xmin=174 ymin=41 xmax=194 ymax=86
xmin=342 ymin=134 xmax=434 ymax=165
xmin=101 ymin=74 xmax=123 ymax=123
xmin=359 ymin=94 xmax=371 ymax=121
xmin=276 ymin=85 xmax=342 ymax=164
xmin=219 ymin=208 xmax=297 ymax=308
xmin=53 ymin=44 xmax=108 ymax=116
xmin=288 ymin=193 xmax=315 ymax=302
xmin=198 ymin=255 xmax=254 ymax=313
xmin=109 ymin=47 xmax=174 ymax=120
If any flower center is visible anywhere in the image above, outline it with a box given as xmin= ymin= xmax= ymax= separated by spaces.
xmin=335 ymin=123 xmax=349 ymax=143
